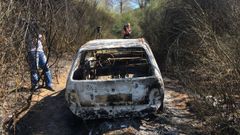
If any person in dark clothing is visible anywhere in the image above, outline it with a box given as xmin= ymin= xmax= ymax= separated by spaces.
xmin=122 ymin=23 xmax=132 ymax=39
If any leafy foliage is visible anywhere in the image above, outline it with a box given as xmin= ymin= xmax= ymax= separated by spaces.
xmin=112 ymin=9 xmax=143 ymax=38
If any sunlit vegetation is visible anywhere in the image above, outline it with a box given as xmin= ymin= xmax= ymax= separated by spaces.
xmin=141 ymin=0 xmax=240 ymax=134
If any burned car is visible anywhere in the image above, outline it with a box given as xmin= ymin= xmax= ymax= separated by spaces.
xmin=65 ymin=39 xmax=164 ymax=119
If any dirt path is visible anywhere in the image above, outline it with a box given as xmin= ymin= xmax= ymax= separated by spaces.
xmin=14 ymin=64 xmax=204 ymax=135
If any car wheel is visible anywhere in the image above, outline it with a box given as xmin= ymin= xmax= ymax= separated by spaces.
xmin=149 ymin=88 xmax=164 ymax=112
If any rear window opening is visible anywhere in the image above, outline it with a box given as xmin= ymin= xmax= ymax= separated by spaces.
xmin=72 ymin=47 xmax=154 ymax=80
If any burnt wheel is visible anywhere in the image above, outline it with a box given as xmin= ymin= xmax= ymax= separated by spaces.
xmin=149 ymin=88 xmax=164 ymax=112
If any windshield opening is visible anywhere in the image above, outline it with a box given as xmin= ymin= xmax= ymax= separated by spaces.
xmin=72 ymin=47 xmax=154 ymax=80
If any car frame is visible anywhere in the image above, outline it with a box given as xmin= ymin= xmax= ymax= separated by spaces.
xmin=65 ymin=39 xmax=164 ymax=120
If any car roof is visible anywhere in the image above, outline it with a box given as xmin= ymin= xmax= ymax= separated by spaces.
xmin=80 ymin=39 xmax=148 ymax=51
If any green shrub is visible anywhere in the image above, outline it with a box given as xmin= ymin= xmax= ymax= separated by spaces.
xmin=112 ymin=10 xmax=143 ymax=38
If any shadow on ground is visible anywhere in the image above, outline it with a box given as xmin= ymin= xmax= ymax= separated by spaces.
xmin=14 ymin=90 xmax=142 ymax=135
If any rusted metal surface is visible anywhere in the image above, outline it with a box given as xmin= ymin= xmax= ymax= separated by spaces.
xmin=65 ymin=39 xmax=164 ymax=119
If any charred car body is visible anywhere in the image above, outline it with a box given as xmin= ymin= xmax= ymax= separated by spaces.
xmin=65 ymin=39 xmax=164 ymax=119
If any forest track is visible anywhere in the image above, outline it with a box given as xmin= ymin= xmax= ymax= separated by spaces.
xmin=13 ymin=62 xmax=204 ymax=135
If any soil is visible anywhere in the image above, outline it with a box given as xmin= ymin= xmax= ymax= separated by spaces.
xmin=12 ymin=63 xmax=204 ymax=135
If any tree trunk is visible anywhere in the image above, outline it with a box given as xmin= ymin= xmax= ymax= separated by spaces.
xmin=120 ymin=0 xmax=123 ymax=14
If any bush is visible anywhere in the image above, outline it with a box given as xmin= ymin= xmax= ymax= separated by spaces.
xmin=0 ymin=0 xmax=115 ymax=132
xmin=142 ymin=0 xmax=240 ymax=134
xmin=0 ymin=0 xmax=115 ymax=91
